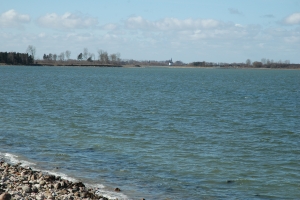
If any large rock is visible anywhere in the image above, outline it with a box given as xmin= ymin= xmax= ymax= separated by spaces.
xmin=0 ymin=193 xmax=11 ymax=200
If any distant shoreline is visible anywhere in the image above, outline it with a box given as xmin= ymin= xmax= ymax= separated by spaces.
xmin=1 ymin=63 xmax=300 ymax=70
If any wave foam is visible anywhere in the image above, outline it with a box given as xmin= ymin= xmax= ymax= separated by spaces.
xmin=1 ymin=152 xmax=36 ymax=167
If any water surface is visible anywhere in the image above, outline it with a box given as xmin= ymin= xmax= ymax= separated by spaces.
xmin=0 ymin=66 xmax=299 ymax=199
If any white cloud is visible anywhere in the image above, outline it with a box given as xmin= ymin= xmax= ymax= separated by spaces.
xmin=102 ymin=23 xmax=118 ymax=31
xmin=125 ymin=16 xmax=220 ymax=31
xmin=0 ymin=9 xmax=30 ymax=28
xmin=37 ymin=12 xmax=98 ymax=30
xmin=284 ymin=13 xmax=300 ymax=25
xmin=124 ymin=16 xmax=261 ymax=42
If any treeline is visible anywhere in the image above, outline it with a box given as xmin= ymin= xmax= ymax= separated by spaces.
xmin=41 ymin=48 xmax=121 ymax=65
xmin=0 ymin=52 xmax=33 ymax=65
xmin=189 ymin=58 xmax=300 ymax=69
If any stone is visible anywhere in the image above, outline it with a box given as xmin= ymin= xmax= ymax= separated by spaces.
xmin=36 ymin=194 xmax=45 ymax=200
xmin=30 ymin=174 xmax=37 ymax=181
xmin=54 ymin=183 xmax=61 ymax=189
xmin=80 ymin=192 xmax=87 ymax=198
xmin=39 ymin=180 xmax=46 ymax=185
xmin=32 ymin=186 xmax=38 ymax=193
xmin=33 ymin=184 xmax=40 ymax=189
xmin=22 ymin=185 xmax=32 ymax=193
xmin=114 ymin=187 xmax=121 ymax=192
xmin=44 ymin=191 xmax=52 ymax=198
xmin=0 ymin=193 xmax=11 ymax=200
xmin=74 ymin=192 xmax=80 ymax=197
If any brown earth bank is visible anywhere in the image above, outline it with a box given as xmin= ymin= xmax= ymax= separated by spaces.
xmin=0 ymin=161 xmax=138 ymax=200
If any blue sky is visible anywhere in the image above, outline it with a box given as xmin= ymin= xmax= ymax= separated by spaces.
xmin=1 ymin=0 xmax=300 ymax=63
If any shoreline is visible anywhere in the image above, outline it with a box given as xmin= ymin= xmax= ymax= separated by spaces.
xmin=1 ymin=64 xmax=299 ymax=70
xmin=0 ymin=159 xmax=129 ymax=200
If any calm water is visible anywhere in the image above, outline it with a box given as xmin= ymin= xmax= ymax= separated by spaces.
xmin=0 ymin=66 xmax=299 ymax=199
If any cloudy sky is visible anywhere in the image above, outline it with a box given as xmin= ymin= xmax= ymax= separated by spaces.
xmin=1 ymin=0 xmax=300 ymax=63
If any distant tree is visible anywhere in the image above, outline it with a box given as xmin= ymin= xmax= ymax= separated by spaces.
xmin=77 ymin=53 xmax=83 ymax=60
xmin=97 ymin=50 xmax=103 ymax=61
xmin=26 ymin=45 xmax=36 ymax=60
xmin=87 ymin=56 xmax=93 ymax=62
xmin=48 ymin=53 xmax=53 ymax=60
xmin=284 ymin=60 xmax=290 ymax=64
xmin=98 ymin=50 xmax=109 ymax=64
xmin=116 ymin=53 xmax=121 ymax=63
xmin=110 ymin=54 xmax=117 ymax=64
xmin=246 ymin=59 xmax=251 ymax=66
xmin=7 ymin=53 xmax=14 ymax=64
xmin=58 ymin=52 xmax=65 ymax=61
xmin=65 ymin=50 xmax=71 ymax=60
xmin=175 ymin=60 xmax=184 ymax=65
xmin=43 ymin=54 xmax=47 ymax=60
xmin=53 ymin=54 xmax=57 ymax=61
xmin=253 ymin=61 xmax=263 ymax=68
xmin=261 ymin=58 xmax=267 ymax=65
xmin=83 ymin=48 xmax=88 ymax=60
xmin=88 ymin=53 xmax=95 ymax=61
xmin=28 ymin=55 xmax=33 ymax=64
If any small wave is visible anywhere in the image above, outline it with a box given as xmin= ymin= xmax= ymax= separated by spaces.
xmin=95 ymin=188 xmax=129 ymax=200
xmin=1 ymin=152 xmax=36 ymax=167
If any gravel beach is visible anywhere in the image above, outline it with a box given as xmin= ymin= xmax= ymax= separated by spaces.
xmin=0 ymin=161 xmax=116 ymax=200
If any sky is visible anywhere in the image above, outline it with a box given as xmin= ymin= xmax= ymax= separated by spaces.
xmin=1 ymin=0 xmax=300 ymax=63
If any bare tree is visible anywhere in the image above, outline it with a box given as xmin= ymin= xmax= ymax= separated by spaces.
xmin=83 ymin=48 xmax=89 ymax=60
xmin=58 ymin=52 xmax=65 ymax=61
xmin=53 ymin=54 xmax=57 ymax=61
xmin=246 ymin=59 xmax=251 ymax=66
xmin=26 ymin=45 xmax=36 ymax=60
xmin=116 ymin=53 xmax=121 ymax=64
xmin=110 ymin=54 xmax=117 ymax=64
xmin=65 ymin=50 xmax=71 ymax=60
xmin=97 ymin=49 xmax=103 ymax=61
xmin=261 ymin=58 xmax=266 ymax=65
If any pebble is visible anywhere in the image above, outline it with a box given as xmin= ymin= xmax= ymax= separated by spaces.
xmin=0 ymin=193 xmax=11 ymax=200
xmin=0 ymin=161 xmax=111 ymax=200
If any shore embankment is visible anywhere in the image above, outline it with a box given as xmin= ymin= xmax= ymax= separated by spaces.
xmin=0 ymin=161 xmax=115 ymax=200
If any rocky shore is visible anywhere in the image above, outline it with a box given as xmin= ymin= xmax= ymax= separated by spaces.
xmin=0 ymin=161 xmax=114 ymax=200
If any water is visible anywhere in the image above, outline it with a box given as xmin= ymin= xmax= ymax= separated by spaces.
xmin=0 ymin=66 xmax=299 ymax=199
